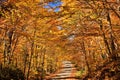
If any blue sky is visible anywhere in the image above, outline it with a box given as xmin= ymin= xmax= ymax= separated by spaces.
xmin=44 ymin=0 xmax=62 ymax=12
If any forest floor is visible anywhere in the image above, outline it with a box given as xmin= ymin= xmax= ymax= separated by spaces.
xmin=83 ymin=57 xmax=120 ymax=80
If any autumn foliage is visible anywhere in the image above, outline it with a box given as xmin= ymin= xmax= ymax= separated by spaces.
xmin=0 ymin=0 xmax=120 ymax=80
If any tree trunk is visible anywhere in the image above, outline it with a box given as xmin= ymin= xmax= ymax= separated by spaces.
xmin=26 ymin=29 xmax=36 ymax=80
xmin=81 ymin=40 xmax=91 ymax=75
xmin=4 ymin=28 xmax=14 ymax=65
xmin=40 ymin=48 xmax=46 ymax=80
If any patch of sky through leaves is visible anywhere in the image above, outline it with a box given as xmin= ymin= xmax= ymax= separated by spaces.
xmin=44 ymin=0 xmax=62 ymax=12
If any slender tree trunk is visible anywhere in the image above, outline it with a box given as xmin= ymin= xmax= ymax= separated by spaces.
xmin=23 ymin=45 xmax=28 ymax=77
xmin=102 ymin=0 xmax=117 ymax=60
xmin=3 ymin=28 xmax=14 ymax=65
xmin=40 ymin=48 xmax=46 ymax=80
xmin=81 ymin=40 xmax=91 ymax=75
xmin=26 ymin=42 xmax=34 ymax=80
xmin=99 ymin=21 xmax=112 ymax=58
xmin=35 ymin=45 xmax=39 ymax=70
xmin=15 ymin=58 xmax=17 ymax=67
xmin=107 ymin=12 xmax=117 ymax=60
xmin=26 ymin=29 xmax=36 ymax=80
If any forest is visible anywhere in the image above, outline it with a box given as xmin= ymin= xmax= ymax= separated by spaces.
xmin=0 ymin=0 xmax=120 ymax=80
